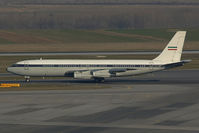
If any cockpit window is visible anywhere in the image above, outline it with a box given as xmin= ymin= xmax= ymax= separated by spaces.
xmin=11 ymin=64 xmax=17 ymax=67
xmin=11 ymin=64 xmax=23 ymax=67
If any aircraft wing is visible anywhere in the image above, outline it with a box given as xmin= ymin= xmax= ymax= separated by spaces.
xmin=68 ymin=68 xmax=136 ymax=79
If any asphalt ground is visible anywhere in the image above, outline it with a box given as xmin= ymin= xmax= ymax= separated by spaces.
xmin=0 ymin=70 xmax=198 ymax=84
xmin=0 ymin=70 xmax=199 ymax=133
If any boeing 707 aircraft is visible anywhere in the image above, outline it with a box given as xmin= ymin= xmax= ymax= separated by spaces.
xmin=7 ymin=31 xmax=190 ymax=82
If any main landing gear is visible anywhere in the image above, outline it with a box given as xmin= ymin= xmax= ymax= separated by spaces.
xmin=25 ymin=76 xmax=30 ymax=82
xmin=94 ymin=78 xmax=105 ymax=83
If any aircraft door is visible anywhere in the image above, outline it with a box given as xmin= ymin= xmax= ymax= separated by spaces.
xmin=24 ymin=61 xmax=29 ymax=70
xmin=149 ymin=61 xmax=154 ymax=70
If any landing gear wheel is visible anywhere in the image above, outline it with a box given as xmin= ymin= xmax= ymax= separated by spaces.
xmin=94 ymin=78 xmax=105 ymax=83
xmin=25 ymin=76 xmax=30 ymax=82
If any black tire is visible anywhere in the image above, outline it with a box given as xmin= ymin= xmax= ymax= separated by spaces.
xmin=94 ymin=78 xmax=105 ymax=83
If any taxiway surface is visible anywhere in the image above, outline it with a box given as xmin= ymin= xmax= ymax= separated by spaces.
xmin=0 ymin=70 xmax=198 ymax=84
xmin=0 ymin=70 xmax=199 ymax=133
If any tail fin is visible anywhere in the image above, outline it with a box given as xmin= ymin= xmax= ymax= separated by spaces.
xmin=153 ymin=31 xmax=186 ymax=63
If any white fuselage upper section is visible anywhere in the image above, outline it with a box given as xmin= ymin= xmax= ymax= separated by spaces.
xmin=17 ymin=59 xmax=159 ymax=65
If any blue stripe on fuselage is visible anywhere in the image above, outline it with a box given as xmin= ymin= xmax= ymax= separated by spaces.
xmin=10 ymin=64 xmax=162 ymax=68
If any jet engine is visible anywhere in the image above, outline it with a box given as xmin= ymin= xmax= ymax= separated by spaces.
xmin=74 ymin=71 xmax=92 ymax=79
xmin=92 ymin=70 xmax=111 ymax=78
xmin=73 ymin=69 xmax=113 ymax=79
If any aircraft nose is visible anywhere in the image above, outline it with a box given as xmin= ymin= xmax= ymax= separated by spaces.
xmin=6 ymin=67 xmax=11 ymax=72
xmin=7 ymin=67 xmax=14 ymax=73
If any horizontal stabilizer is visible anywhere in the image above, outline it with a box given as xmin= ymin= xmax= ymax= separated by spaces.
xmin=163 ymin=60 xmax=191 ymax=69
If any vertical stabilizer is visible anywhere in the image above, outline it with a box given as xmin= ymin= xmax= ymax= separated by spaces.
xmin=153 ymin=31 xmax=186 ymax=63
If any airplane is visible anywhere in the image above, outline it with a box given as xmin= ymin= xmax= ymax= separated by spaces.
xmin=7 ymin=31 xmax=190 ymax=82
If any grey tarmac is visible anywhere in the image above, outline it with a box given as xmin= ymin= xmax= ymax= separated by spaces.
xmin=0 ymin=70 xmax=199 ymax=133
xmin=0 ymin=70 xmax=198 ymax=84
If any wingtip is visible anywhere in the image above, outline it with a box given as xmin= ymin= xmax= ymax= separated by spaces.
xmin=176 ymin=31 xmax=187 ymax=33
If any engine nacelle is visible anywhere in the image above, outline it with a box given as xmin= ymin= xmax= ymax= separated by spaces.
xmin=74 ymin=71 xmax=92 ymax=79
xmin=74 ymin=70 xmax=112 ymax=79
xmin=92 ymin=70 xmax=111 ymax=78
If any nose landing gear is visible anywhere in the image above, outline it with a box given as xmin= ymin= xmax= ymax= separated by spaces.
xmin=25 ymin=76 xmax=30 ymax=82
